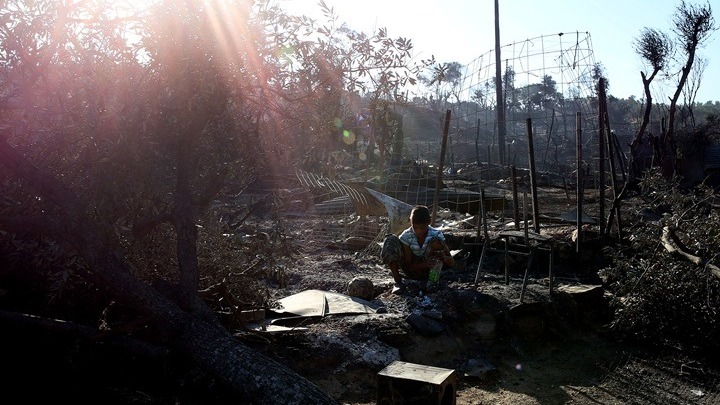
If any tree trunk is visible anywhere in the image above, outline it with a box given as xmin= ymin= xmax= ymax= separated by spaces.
xmin=629 ymin=69 xmax=658 ymax=184
xmin=0 ymin=135 xmax=339 ymax=404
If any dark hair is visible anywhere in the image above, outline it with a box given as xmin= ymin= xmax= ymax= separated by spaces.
xmin=410 ymin=205 xmax=431 ymax=225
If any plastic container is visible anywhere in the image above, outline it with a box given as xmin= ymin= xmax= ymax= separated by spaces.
xmin=429 ymin=262 xmax=442 ymax=282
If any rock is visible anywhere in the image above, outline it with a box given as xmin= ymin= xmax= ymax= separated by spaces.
xmin=446 ymin=289 xmax=503 ymax=317
xmin=422 ymin=309 xmax=443 ymax=321
xmin=345 ymin=236 xmax=372 ymax=251
xmin=405 ymin=313 xmax=446 ymax=336
xmin=463 ymin=357 xmax=499 ymax=380
xmin=347 ymin=277 xmax=375 ymax=300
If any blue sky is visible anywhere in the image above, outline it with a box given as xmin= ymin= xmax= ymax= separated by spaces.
xmin=280 ymin=0 xmax=720 ymax=103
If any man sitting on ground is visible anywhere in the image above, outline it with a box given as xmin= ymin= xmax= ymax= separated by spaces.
xmin=381 ymin=205 xmax=454 ymax=294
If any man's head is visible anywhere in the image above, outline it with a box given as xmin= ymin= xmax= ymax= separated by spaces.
xmin=410 ymin=205 xmax=431 ymax=225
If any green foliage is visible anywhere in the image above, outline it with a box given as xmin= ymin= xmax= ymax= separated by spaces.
xmin=0 ymin=0 xmax=427 ymax=322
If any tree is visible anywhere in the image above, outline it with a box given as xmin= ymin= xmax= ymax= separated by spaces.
xmin=286 ymin=2 xmax=426 ymax=172
xmin=471 ymin=79 xmax=495 ymax=110
xmin=0 ymin=1 xmax=334 ymax=403
xmin=665 ymin=1 xmax=717 ymax=171
xmin=420 ymin=61 xmax=463 ymax=111
xmin=0 ymin=0 xmax=422 ymax=402
xmin=502 ymin=65 xmax=519 ymax=113
xmin=682 ymin=57 xmax=708 ymax=126
xmin=523 ymin=75 xmax=561 ymax=111
xmin=631 ymin=27 xmax=672 ymax=180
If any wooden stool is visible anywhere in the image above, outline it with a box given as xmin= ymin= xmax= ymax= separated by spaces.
xmin=377 ymin=360 xmax=458 ymax=405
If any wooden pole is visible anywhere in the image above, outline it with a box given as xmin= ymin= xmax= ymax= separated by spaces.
xmin=475 ymin=118 xmax=481 ymax=165
xmin=576 ymin=112 xmax=583 ymax=254
xmin=474 ymin=178 xmax=489 ymax=239
xmin=504 ymin=237 xmax=510 ymax=285
xmin=480 ymin=185 xmax=489 ymax=240
xmin=473 ymin=183 xmax=489 ymax=288
xmin=511 ymin=165 xmax=520 ymax=230
xmin=474 ymin=238 xmax=490 ymax=288
xmin=597 ymin=78 xmax=607 ymax=238
xmin=611 ymin=131 xmax=628 ymax=182
xmin=523 ymin=192 xmax=529 ymax=245
xmin=474 ymin=179 xmax=490 ymax=288
xmin=603 ymin=111 xmax=623 ymax=241
xmin=603 ymin=111 xmax=619 ymax=237
xmin=494 ymin=0 xmax=506 ymax=166
xmin=520 ymin=246 xmax=537 ymax=303
xmin=525 ymin=118 xmax=540 ymax=233
xmin=431 ymin=109 xmax=451 ymax=226
xmin=548 ymin=245 xmax=554 ymax=298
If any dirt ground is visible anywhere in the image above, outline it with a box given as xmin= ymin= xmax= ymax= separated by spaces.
xmin=251 ymin=237 xmax=720 ymax=405
xmin=253 ymin=252 xmax=619 ymax=405
xmin=232 ymin=183 xmax=720 ymax=405
xmin=6 ymin=180 xmax=720 ymax=404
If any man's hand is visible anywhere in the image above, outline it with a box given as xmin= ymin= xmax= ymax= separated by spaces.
xmin=427 ymin=255 xmax=442 ymax=269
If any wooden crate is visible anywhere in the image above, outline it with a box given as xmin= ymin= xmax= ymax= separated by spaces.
xmin=377 ymin=360 xmax=458 ymax=405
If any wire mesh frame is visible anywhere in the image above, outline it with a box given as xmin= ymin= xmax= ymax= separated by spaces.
xmin=439 ymin=32 xmax=601 ymax=173
xmin=286 ymin=33 xmax=617 ymax=267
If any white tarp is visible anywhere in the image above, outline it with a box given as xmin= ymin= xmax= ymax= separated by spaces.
xmin=271 ymin=289 xmax=376 ymax=320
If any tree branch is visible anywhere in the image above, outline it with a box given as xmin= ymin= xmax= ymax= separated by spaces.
xmin=0 ymin=132 xmax=86 ymax=224
xmin=661 ymin=226 xmax=720 ymax=280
